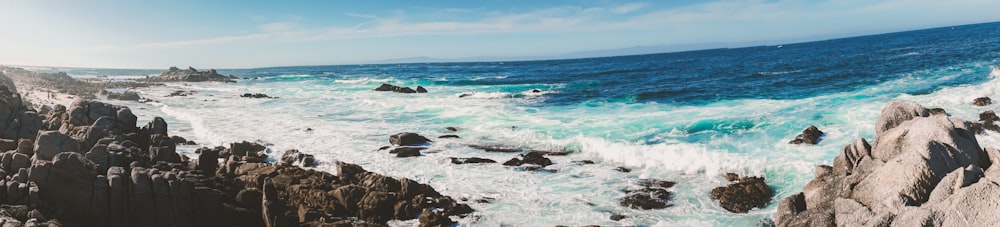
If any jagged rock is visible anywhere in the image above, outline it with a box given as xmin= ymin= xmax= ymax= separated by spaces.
xmin=789 ymin=125 xmax=824 ymax=145
xmin=777 ymin=100 xmax=998 ymax=226
xmin=874 ymin=100 xmax=928 ymax=137
xmin=149 ymin=66 xmax=236 ymax=82
xmin=973 ymin=96 xmax=992 ymax=106
xmin=710 ymin=175 xmax=773 ymax=213
xmin=502 ymin=151 xmax=552 ymax=167
xmin=241 ymin=93 xmax=273 ymax=98
xmin=620 ymin=187 xmax=672 ymax=210
xmin=832 ymin=138 xmax=872 ymax=176
xmin=389 ymin=132 xmax=431 ymax=146
xmin=418 ymin=208 xmax=455 ymax=227
xmin=229 ymin=141 xmax=268 ymax=162
xmin=279 ymin=149 xmax=317 ymax=167
xmin=450 ymin=157 xmax=496 ymax=164
xmin=973 ymin=110 xmax=1000 ymax=133
xmin=416 ymin=86 xmax=428 ymax=93
xmin=374 ymin=83 xmax=422 ymax=94
xmin=195 ymin=147 xmax=221 ymax=174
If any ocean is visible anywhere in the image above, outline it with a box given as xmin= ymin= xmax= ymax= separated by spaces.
xmin=46 ymin=21 xmax=1000 ymax=226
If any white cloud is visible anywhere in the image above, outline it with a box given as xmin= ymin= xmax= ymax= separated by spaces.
xmin=139 ymin=34 xmax=268 ymax=49
xmin=130 ymin=0 xmax=1000 ymax=50
xmin=613 ymin=3 xmax=647 ymax=14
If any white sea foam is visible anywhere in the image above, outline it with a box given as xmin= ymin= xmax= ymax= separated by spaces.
xmin=103 ymin=60 xmax=1000 ymax=226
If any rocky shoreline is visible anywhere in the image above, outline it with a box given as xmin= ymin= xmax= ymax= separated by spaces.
xmin=12 ymin=64 xmax=1000 ymax=226
xmin=776 ymin=100 xmax=1000 ymax=226
xmin=0 ymin=70 xmax=472 ymax=226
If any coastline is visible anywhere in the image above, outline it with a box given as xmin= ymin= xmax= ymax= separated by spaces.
xmin=0 ymin=68 xmax=474 ymax=226
xmin=2 ymin=61 xmax=998 ymax=226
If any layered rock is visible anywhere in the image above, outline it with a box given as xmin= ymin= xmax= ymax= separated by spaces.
xmin=775 ymin=100 xmax=996 ymax=226
xmin=149 ymin=66 xmax=236 ymax=83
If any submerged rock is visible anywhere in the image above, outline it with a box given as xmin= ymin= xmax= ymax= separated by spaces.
xmin=240 ymin=93 xmax=274 ymax=98
xmin=973 ymin=96 xmax=992 ymax=106
xmin=789 ymin=125 xmax=824 ymax=145
xmin=374 ymin=83 xmax=424 ymax=94
xmin=502 ymin=151 xmax=552 ymax=167
xmin=450 ymin=157 xmax=496 ymax=164
xmin=711 ymin=174 xmax=773 ymax=213
xmin=389 ymin=132 xmax=431 ymax=146
xmin=620 ymin=178 xmax=676 ymax=210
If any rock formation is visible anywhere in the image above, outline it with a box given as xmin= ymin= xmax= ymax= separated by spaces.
xmin=775 ymin=100 xmax=998 ymax=226
xmin=374 ymin=83 xmax=427 ymax=94
xmin=711 ymin=174 xmax=773 ymax=213
xmin=789 ymin=125 xmax=824 ymax=145
xmin=0 ymin=73 xmax=471 ymax=226
xmin=149 ymin=66 xmax=236 ymax=83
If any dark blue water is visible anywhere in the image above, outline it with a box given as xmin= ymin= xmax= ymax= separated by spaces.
xmin=209 ymin=21 xmax=1000 ymax=106
xmin=47 ymin=21 xmax=1000 ymax=226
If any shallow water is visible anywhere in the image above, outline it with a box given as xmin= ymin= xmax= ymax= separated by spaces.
xmin=68 ymin=22 xmax=1000 ymax=226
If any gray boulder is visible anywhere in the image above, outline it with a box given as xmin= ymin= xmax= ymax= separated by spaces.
xmin=776 ymin=100 xmax=995 ymax=226
xmin=33 ymin=131 xmax=80 ymax=161
xmin=873 ymin=100 xmax=928 ymax=137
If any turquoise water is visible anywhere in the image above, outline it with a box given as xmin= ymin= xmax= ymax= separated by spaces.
xmin=59 ymin=22 xmax=1000 ymax=226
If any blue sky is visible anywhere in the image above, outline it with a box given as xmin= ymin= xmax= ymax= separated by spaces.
xmin=1 ymin=0 xmax=998 ymax=68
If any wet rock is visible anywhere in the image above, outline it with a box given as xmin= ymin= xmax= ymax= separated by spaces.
xmin=389 ymin=132 xmax=431 ymax=146
xmin=445 ymin=127 xmax=458 ymax=132
xmin=279 ymin=149 xmax=317 ymax=167
xmin=416 ymin=86 xmax=428 ymax=93
xmin=418 ymin=208 xmax=455 ymax=227
xmin=240 ymin=93 xmax=273 ymax=98
xmin=929 ymin=108 xmax=948 ymax=116
xmin=374 ymin=83 xmax=421 ymax=94
xmin=438 ymin=135 xmax=460 ymax=139
xmin=610 ymin=214 xmax=627 ymax=221
xmin=572 ymin=160 xmax=595 ymax=165
xmin=615 ymin=167 xmax=632 ymax=173
xmin=789 ymin=125 xmax=824 ymax=145
xmin=711 ymin=175 xmax=773 ymax=213
xmin=620 ymin=187 xmax=672 ymax=209
xmin=170 ymin=135 xmax=187 ymax=144
xmin=501 ymin=151 xmax=552 ymax=167
xmin=395 ymin=148 xmax=422 ymax=158
xmin=450 ymin=157 xmax=496 ymax=164
xmin=973 ymin=96 xmax=992 ymax=106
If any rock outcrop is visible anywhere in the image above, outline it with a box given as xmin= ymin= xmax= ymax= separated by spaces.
xmin=973 ymin=96 xmax=992 ymax=106
xmin=620 ymin=179 xmax=676 ymax=210
xmin=374 ymin=83 xmax=427 ymax=94
xmin=149 ymin=66 xmax=236 ymax=83
xmin=775 ymin=100 xmax=996 ymax=226
xmin=789 ymin=125 xmax=824 ymax=145
xmin=0 ymin=73 xmax=471 ymax=226
xmin=711 ymin=174 xmax=773 ymax=213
